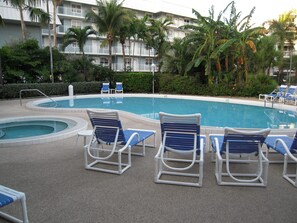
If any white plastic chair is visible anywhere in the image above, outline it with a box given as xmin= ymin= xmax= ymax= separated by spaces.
xmin=115 ymin=82 xmax=123 ymax=94
xmin=210 ymin=128 xmax=270 ymax=187
xmin=0 ymin=185 xmax=29 ymax=223
xmin=155 ymin=112 xmax=205 ymax=187
xmin=85 ymin=109 xmax=156 ymax=174
xmin=265 ymin=133 xmax=297 ymax=187
xmin=101 ymin=82 xmax=110 ymax=94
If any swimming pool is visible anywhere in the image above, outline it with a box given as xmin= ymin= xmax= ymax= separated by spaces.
xmin=29 ymin=94 xmax=297 ymax=130
xmin=0 ymin=116 xmax=88 ymax=147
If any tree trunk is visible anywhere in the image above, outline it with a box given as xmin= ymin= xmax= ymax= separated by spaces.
xmin=108 ymin=40 xmax=112 ymax=70
xmin=19 ymin=7 xmax=26 ymax=41
xmin=121 ymin=43 xmax=126 ymax=71
xmin=53 ymin=1 xmax=57 ymax=48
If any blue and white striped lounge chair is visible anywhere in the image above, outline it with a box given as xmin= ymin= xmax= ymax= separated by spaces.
xmin=259 ymin=85 xmax=287 ymax=102
xmin=155 ymin=112 xmax=205 ymax=187
xmin=101 ymin=82 xmax=110 ymax=94
xmin=115 ymin=82 xmax=123 ymax=94
xmin=0 ymin=185 xmax=29 ymax=223
xmin=209 ymin=128 xmax=270 ymax=187
xmin=85 ymin=109 xmax=156 ymax=174
xmin=281 ymin=85 xmax=297 ymax=104
xmin=264 ymin=133 xmax=297 ymax=187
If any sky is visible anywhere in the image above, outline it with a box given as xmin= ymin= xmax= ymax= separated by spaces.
xmin=164 ymin=0 xmax=297 ymax=26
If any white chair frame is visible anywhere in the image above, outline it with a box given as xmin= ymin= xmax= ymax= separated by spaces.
xmin=212 ymin=128 xmax=270 ymax=187
xmin=0 ymin=185 xmax=29 ymax=223
xmin=154 ymin=113 xmax=204 ymax=187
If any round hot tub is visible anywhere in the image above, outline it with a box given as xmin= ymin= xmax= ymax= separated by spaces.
xmin=0 ymin=116 xmax=88 ymax=147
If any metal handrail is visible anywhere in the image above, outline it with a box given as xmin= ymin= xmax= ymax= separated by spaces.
xmin=19 ymin=89 xmax=57 ymax=107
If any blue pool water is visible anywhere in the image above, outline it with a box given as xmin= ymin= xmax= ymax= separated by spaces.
xmin=0 ymin=120 xmax=68 ymax=140
xmin=38 ymin=97 xmax=297 ymax=129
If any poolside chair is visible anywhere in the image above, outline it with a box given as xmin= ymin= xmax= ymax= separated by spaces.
xmin=115 ymin=82 xmax=123 ymax=94
xmin=264 ymin=133 xmax=297 ymax=187
xmin=85 ymin=109 xmax=156 ymax=174
xmin=155 ymin=112 xmax=205 ymax=187
xmin=259 ymin=85 xmax=287 ymax=102
xmin=281 ymin=85 xmax=297 ymax=104
xmin=101 ymin=82 xmax=110 ymax=94
xmin=0 ymin=185 xmax=29 ymax=223
xmin=209 ymin=127 xmax=270 ymax=187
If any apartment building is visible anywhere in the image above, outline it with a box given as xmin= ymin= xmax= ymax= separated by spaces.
xmin=0 ymin=0 xmax=195 ymax=72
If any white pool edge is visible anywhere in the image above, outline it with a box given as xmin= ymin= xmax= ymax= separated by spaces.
xmin=0 ymin=116 xmax=88 ymax=147
xmin=25 ymin=94 xmax=297 ymax=137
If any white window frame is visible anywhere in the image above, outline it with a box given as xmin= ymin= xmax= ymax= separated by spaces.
xmin=71 ymin=20 xmax=82 ymax=28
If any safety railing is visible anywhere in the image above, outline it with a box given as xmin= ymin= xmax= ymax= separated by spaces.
xmin=19 ymin=89 xmax=57 ymax=107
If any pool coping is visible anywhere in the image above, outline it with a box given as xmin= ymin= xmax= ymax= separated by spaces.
xmin=25 ymin=93 xmax=297 ymax=137
xmin=0 ymin=115 xmax=88 ymax=147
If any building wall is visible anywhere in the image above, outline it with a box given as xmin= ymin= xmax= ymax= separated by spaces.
xmin=0 ymin=24 xmax=42 ymax=47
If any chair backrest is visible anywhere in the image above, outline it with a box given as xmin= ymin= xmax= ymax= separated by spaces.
xmin=102 ymin=83 xmax=110 ymax=91
xmin=116 ymin=82 xmax=123 ymax=91
xmin=289 ymin=131 xmax=297 ymax=152
xmin=286 ymin=85 xmax=297 ymax=95
xmin=87 ymin=109 xmax=126 ymax=144
xmin=277 ymin=85 xmax=287 ymax=97
xmin=159 ymin=112 xmax=201 ymax=151
xmin=221 ymin=127 xmax=270 ymax=154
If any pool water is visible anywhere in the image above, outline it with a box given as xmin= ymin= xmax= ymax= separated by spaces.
xmin=38 ymin=97 xmax=297 ymax=129
xmin=0 ymin=120 xmax=68 ymax=140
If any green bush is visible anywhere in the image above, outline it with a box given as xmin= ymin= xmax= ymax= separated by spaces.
xmin=0 ymin=73 xmax=278 ymax=99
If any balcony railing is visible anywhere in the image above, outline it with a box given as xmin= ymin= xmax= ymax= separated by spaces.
xmin=57 ymin=6 xmax=84 ymax=18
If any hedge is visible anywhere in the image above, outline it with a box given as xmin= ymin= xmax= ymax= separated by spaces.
xmin=0 ymin=73 xmax=277 ymax=99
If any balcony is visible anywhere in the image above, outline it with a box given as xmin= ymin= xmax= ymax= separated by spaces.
xmin=57 ymin=6 xmax=84 ymax=18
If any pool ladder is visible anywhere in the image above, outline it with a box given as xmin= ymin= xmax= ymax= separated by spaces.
xmin=19 ymin=89 xmax=57 ymax=107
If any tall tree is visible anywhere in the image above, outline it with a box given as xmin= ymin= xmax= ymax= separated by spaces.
xmin=52 ymin=0 xmax=63 ymax=48
xmin=265 ymin=10 xmax=297 ymax=78
xmin=148 ymin=17 xmax=173 ymax=72
xmin=3 ymin=0 xmax=49 ymax=41
xmin=63 ymin=26 xmax=96 ymax=80
xmin=86 ymin=0 xmax=127 ymax=70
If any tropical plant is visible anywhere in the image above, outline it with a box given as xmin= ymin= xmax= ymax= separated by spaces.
xmin=147 ymin=17 xmax=173 ymax=72
xmin=62 ymin=25 xmax=96 ymax=80
xmin=86 ymin=0 xmax=127 ymax=70
xmin=3 ymin=0 xmax=49 ymax=41
xmin=265 ymin=10 xmax=297 ymax=76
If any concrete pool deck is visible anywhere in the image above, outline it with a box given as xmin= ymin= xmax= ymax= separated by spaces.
xmin=0 ymin=97 xmax=296 ymax=223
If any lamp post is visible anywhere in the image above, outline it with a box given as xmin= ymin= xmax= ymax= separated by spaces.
xmin=151 ymin=63 xmax=156 ymax=94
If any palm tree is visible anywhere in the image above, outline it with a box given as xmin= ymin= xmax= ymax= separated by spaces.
xmin=63 ymin=26 xmax=96 ymax=80
xmin=148 ymin=17 xmax=173 ymax=72
xmin=86 ymin=0 xmax=127 ymax=70
xmin=52 ymin=0 xmax=63 ymax=48
xmin=265 ymin=10 xmax=297 ymax=78
xmin=3 ymin=0 xmax=49 ymax=41
xmin=116 ymin=10 xmax=135 ymax=71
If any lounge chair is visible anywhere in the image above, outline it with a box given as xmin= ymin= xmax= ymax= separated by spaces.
xmin=101 ymin=82 xmax=110 ymax=94
xmin=85 ymin=109 xmax=156 ymax=174
xmin=209 ymin=127 xmax=270 ymax=187
xmin=115 ymin=82 xmax=123 ymax=94
xmin=0 ymin=185 xmax=29 ymax=223
xmin=264 ymin=133 xmax=297 ymax=187
xmin=281 ymin=85 xmax=297 ymax=104
xmin=155 ymin=112 xmax=205 ymax=187
xmin=259 ymin=85 xmax=287 ymax=102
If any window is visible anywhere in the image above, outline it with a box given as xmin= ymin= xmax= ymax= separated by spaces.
xmin=100 ymin=57 xmax=109 ymax=66
xmin=71 ymin=20 xmax=81 ymax=28
xmin=145 ymin=58 xmax=153 ymax=65
xmin=124 ymin=58 xmax=132 ymax=66
xmin=184 ymin=19 xmax=190 ymax=24
xmin=71 ymin=4 xmax=81 ymax=14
